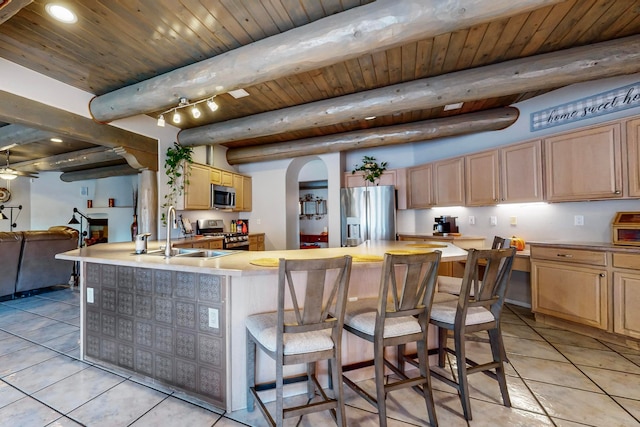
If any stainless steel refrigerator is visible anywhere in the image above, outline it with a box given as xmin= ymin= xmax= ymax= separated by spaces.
xmin=340 ymin=185 xmax=396 ymax=247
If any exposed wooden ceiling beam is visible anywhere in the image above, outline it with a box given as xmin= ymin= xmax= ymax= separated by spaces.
xmin=0 ymin=0 xmax=32 ymax=25
xmin=10 ymin=146 xmax=121 ymax=172
xmin=226 ymin=107 xmax=519 ymax=165
xmin=88 ymin=0 xmax=563 ymax=122
xmin=0 ymin=91 xmax=158 ymax=171
xmin=181 ymin=35 xmax=640 ymax=147
xmin=59 ymin=164 xmax=139 ymax=182
xmin=0 ymin=124 xmax=57 ymax=151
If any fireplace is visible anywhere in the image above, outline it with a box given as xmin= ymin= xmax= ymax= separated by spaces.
xmin=86 ymin=219 xmax=108 ymax=246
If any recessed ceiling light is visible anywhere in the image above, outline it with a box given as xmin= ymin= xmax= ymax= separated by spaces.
xmin=50 ymin=137 xmax=63 ymax=143
xmin=444 ymin=102 xmax=464 ymax=111
xmin=45 ymin=3 xmax=78 ymax=24
xmin=228 ymin=89 xmax=250 ymax=99
xmin=364 ymin=116 xmax=377 ymax=120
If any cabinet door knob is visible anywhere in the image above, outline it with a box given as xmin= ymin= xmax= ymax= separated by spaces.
xmin=599 ymin=273 xmax=606 ymax=277
xmin=614 ymin=190 xmax=621 ymax=194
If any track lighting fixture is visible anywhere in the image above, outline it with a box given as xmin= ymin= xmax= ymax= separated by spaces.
xmin=156 ymin=95 xmax=219 ymax=127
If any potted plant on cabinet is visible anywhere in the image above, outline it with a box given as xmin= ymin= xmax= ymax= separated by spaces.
xmin=352 ymin=155 xmax=388 ymax=185
xmin=162 ymin=142 xmax=193 ymax=223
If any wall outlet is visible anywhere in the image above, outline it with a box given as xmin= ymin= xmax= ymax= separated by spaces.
xmin=87 ymin=287 xmax=94 ymax=304
xmin=510 ymin=216 xmax=517 ymax=225
xmin=81 ymin=186 xmax=88 ymax=196
xmin=468 ymin=215 xmax=476 ymax=225
xmin=256 ymin=218 xmax=261 ymax=225
xmin=490 ymin=216 xmax=498 ymax=226
xmin=574 ymin=215 xmax=584 ymax=226
xmin=208 ymin=307 xmax=219 ymax=329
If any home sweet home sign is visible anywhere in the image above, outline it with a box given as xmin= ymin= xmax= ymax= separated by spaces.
xmin=530 ymin=81 xmax=640 ymax=132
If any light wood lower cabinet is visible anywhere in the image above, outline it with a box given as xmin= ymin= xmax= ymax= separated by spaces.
xmin=249 ymin=233 xmax=265 ymax=251
xmin=613 ymin=253 xmax=640 ymax=339
xmin=174 ymin=239 xmax=223 ymax=250
xmin=531 ymin=260 xmax=608 ymax=330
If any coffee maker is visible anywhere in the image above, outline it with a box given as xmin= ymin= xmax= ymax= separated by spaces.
xmin=433 ymin=216 xmax=459 ymax=235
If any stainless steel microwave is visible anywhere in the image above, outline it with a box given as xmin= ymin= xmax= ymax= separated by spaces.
xmin=211 ymin=185 xmax=236 ymax=209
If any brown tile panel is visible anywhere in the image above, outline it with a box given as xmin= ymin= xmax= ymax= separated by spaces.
xmin=83 ymin=262 xmax=226 ymax=409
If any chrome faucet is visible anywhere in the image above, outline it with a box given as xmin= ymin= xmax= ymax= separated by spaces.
xmin=165 ymin=205 xmax=177 ymax=257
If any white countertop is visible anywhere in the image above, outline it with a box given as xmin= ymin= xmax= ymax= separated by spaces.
xmin=57 ymin=239 xmax=469 ymax=276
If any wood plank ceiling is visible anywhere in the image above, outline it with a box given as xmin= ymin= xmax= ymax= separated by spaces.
xmin=0 ymin=0 xmax=638 ymax=171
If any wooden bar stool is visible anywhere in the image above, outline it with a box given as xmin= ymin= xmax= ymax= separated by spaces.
xmin=246 ymin=255 xmax=352 ymax=426
xmin=437 ymin=236 xmax=508 ymax=298
xmin=341 ymin=251 xmax=441 ymax=427
xmin=429 ymin=247 xmax=516 ymax=421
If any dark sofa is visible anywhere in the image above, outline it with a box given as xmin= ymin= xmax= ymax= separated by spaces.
xmin=1 ymin=226 xmax=78 ymax=298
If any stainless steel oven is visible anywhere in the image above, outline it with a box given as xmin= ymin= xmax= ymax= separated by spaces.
xmin=197 ymin=219 xmax=249 ymax=250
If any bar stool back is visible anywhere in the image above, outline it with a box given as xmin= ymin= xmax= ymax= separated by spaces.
xmin=246 ymin=255 xmax=352 ymax=426
xmin=429 ymin=247 xmax=516 ymax=421
xmin=437 ymin=236 xmax=507 ymax=297
xmin=341 ymin=251 xmax=441 ymax=427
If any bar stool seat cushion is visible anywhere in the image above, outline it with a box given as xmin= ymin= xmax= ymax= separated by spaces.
xmin=430 ymin=300 xmax=495 ymax=325
xmin=246 ymin=311 xmax=334 ymax=355
xmin=344 ymin=298 xmax=422 ymax=338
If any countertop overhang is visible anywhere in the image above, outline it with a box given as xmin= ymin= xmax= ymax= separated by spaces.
xmin=56 ymin=239 xmax=469 ymax=276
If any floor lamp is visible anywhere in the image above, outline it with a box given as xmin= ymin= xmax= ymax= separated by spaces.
xmin=0 ymin=204 xmax=22 ymax=230
xmin=68 ymin=207 xmax=91 ymax=247
xmin=68 ymin=207 xmax=91 ymax=288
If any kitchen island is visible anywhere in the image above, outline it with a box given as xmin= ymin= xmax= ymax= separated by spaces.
xmin=57 ymin=240 xmax=468 ymax=411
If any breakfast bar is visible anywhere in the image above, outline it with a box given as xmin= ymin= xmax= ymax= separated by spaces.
xmin=57 ymin=239 xmax=468 ymax=412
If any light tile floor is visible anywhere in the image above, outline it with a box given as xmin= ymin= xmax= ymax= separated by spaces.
xmin=0 ymin=287 xmax=639 ymax=426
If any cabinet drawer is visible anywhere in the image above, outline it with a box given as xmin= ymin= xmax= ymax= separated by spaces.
xmin=613 ymin=253 xmax=640 ymax=270
xmin=531 ymin=246 xmax=607 ymax=266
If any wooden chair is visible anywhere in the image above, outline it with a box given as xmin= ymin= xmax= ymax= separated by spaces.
xmin=246 ymin=255 xmax=352 ymax=426
xmin=341 ymin=251 xmax=442 ymax=427
xmin=429 ymin=247 xmax=516 ymax=421
xmin=437 ymin=236 xmax=508 ymax=297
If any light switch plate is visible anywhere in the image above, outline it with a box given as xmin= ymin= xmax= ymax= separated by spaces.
xmin=490 ymin=216 xmax=498 ymax=226
xmin=87 ymin=287 xmax=94 ymax=303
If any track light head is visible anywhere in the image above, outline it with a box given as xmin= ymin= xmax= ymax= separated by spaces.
xmin=172 ymin=110 xmax=181 ymax=124
xmin=207 ymin=98 xmax=219 ymax=112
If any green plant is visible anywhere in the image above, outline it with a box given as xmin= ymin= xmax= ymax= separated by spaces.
xmin=161 ymin=142 xmax=193 ymax=222
xmin=352 ymin=155 xmax=388 ymax=185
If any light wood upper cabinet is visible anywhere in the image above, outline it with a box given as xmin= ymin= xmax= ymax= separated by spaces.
xmin=221 ymin=170 xmax=233 ymax=187
xmin=242 ymin=175 xmax=252 ymax=212
xmin=433 ymin=157 xmax=465 ymax=206
xmin=544 ymin=123 xmax=623 ymax=201
xmin=184 ymin=163 xmax=211 ymax=210
xmin=344 ymin=170 xmax=397 ymax=188
xmin=627 ymin=118 xmax=640 ymax=197
xmin=233 ymin=173 xmax=252 ymax=212
xmin=407 ymin=164 xmax=433 ymax=208
xmin=501 ymin=140 xmax=544 ymax=203
xmin=210 ymin=168 xmax=222 ymax=185
xmin=465 ymin=150 xmax=500 ymax=206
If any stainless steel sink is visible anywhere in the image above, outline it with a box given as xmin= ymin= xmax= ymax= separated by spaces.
xmin=138 ymin=248 xmax=234 ymax=259
xmin=176 ymin=249 xmax=234 ymax=258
